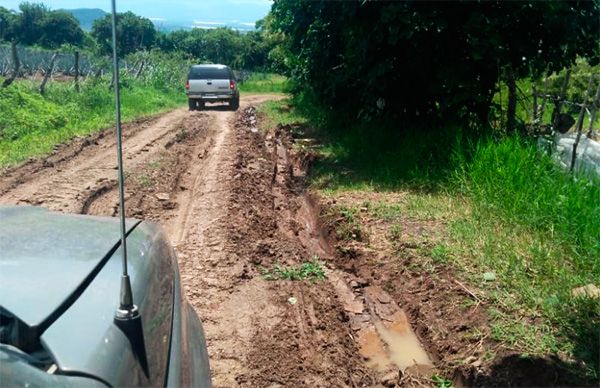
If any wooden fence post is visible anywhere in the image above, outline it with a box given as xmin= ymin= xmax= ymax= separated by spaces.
xmin=552 ymin=69 xmax=571 ymax=131
xmin=586 ymin=82 xmax=600 ymax=139
xmin=2 ymin=41 xmax=20 ymax=88
xmin=506 ymin=65 xmax=517 ymax=133
xmin=538 ymin=76 xmax=549 ymax=127
xmin=39 ymin=51 xmax=58 ymax=95
xmin=570 ymin=75 xmax=595 ymax=172
xmin=74 ymin=51 xmax=80 ymax=93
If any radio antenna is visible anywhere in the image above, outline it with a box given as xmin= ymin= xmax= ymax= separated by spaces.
xmin=110 ymin=0 xmax=149 ymax=376
xmin=110 ymin=0 xmax=135 ymax=321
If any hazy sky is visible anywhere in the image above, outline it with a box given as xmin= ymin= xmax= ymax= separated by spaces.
xmin=0 ymin=0 xmax=272 ymax=24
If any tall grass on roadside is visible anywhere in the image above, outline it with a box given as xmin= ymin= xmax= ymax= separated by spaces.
xmin=454 ymin=137 xmax=600 ymax=268
xmin=238 ymin=73 xmax=289 ymax=94
xmin=0 ymin=76 xmax=185 ymax=167
xmin=453 ymin=137 xmax=600 ymax=375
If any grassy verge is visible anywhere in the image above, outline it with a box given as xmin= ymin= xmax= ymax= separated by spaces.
xmin=258 ymin=97 xmax=600 ymax=381
xmin=238 ymin=73 xmax=289 ymax=94
xmin=0 ymin=78 xmax=185 ymax=167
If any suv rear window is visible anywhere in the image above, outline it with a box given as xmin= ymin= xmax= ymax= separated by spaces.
xmin=188 ymin=67 xmax=232 ymax=80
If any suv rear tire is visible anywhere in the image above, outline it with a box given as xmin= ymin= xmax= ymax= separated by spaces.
xmin=230 ymin=97 xmax=240 ymax=111
xmin=188 ymin=99 xmax=196 ymax=111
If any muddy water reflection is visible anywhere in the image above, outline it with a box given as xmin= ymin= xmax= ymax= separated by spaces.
xmin=359 ymin=310 xmax=432 ymax=371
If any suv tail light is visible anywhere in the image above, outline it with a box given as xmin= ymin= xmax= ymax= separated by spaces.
xmin=185 ymin=81 xmax=190 ymax=90
xmin=229 ymin=80 xmax=235 ymax=89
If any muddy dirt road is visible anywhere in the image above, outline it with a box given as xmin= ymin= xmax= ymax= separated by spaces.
xmin=0 ymin=95 xmax=436 ymax=387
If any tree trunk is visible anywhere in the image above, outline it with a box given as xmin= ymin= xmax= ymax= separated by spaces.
xmin=39 ymin=51 xmax=59 ymax=95
xmin=506 ymin=66 xmax=517 ymax=133
xmin=74 ymin=51 xmax=80 ymax=93
xmin=2 ymin=41 xmax=20 ymax=88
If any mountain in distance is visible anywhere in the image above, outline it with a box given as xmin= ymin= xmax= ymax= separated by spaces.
xmin=63 ymin=8 xmax=108 ymax=31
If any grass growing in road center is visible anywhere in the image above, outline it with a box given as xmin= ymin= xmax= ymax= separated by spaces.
xmin=261 ymin=259 xmax=326 ymax=283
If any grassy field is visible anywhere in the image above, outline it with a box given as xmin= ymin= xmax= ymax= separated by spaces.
xmin=258 ymin=97 xmax=600 ymax=381
xmin=238 ymin=73 xmax=289 ymax=94
xmin=0 ymin=78 xmax=185 ymax=167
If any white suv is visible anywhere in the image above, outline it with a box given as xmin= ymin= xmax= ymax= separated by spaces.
xmin=185 ymin=64 xmax=240 ymax=111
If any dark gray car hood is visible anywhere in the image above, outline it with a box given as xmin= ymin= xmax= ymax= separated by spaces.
xmin=0 ymin=206 xmax=137 ymax=330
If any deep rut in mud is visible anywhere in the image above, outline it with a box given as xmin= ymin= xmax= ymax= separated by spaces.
xmin=0 ymin=95 xmax=437 ymax=387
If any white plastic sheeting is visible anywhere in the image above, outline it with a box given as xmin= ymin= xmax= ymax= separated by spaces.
xmin=539 ymin=134 xmax=600 ymax=178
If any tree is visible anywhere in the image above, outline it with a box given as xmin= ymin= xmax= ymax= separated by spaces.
xmin=91 ymin=11 xmax=157 ymax=57
xmin=156 ymin=26 xmax=275 ymax=71
xmin=270 ymin=0 xmax=600 ymax=127
xmin=12 ymin=2 xmax=47 ymax=45
xmin=39 ymin=10 xmax=84 ymax=49
xmin=0 ymin=7 xmax=15 ymax=42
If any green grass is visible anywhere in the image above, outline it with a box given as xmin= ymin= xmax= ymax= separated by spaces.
xmin=259 ymin=97 xmax=600 ymax=380
xmin=260 ymin=259 xmax=326 ymax=283
xmin=238 ymin=73 xmax=289 ymax=94
xmin=256 ymin=99 xmax=308 ymax=133
xmin=0 ymin=77 xmax=185 ymax=167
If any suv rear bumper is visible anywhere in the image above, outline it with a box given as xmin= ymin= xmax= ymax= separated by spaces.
xmin=187 ymin=91 xmax=238 ymax=102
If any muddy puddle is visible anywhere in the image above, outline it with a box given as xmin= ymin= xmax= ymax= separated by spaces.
xmin=359 ymin=311 xmax=432 ymax=372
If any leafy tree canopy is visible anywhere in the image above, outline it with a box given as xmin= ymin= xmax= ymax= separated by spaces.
xmin=91 ymin=11 xmax=157 ymax=57
xmin=0 ymin=7 xmax=16 ymax=42
xmin=39 ymin=10 xmax=84 ymax=49
xmin=0 ymin=3 xmax=84 ymax=49
xmin=270 ymin=0 xmax=600 ymax=125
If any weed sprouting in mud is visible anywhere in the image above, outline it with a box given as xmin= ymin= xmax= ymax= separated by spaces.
xmin=328 ymin=205 xmax=366 ymax=242
xmin=138 ymin=174 xmax=153 ymax=188
xmin=387 ymin=223 xmax=403 ymax=242
xmin=431 ymin=374 xmax=454 ymax=388
xmin=260 ymin=258 xmax=326 ymax=283
xmin=148 ymin=160 xmax=161 ymax=170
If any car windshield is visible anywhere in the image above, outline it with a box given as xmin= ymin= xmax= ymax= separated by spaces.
xmin=189 ymin=67 xmax=231 ymax=80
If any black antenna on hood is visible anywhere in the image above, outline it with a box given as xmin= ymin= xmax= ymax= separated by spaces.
xmin=110 ymin=0 xmax=149 ymax=376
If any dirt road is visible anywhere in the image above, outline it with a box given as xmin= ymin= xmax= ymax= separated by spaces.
xmin=0 ymin=95 xmax=436 ymax=387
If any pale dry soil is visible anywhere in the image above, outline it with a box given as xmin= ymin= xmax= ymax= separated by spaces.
xmin=0 ymin=95 xmax=436 ymax=387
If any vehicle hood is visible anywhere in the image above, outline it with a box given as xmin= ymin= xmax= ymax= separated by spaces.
xmin=0 ymin=206 xmax=138 ymax=330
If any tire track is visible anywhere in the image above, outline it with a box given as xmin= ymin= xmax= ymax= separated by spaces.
xmin=0 ymin=109 xmax=193 ymax=213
